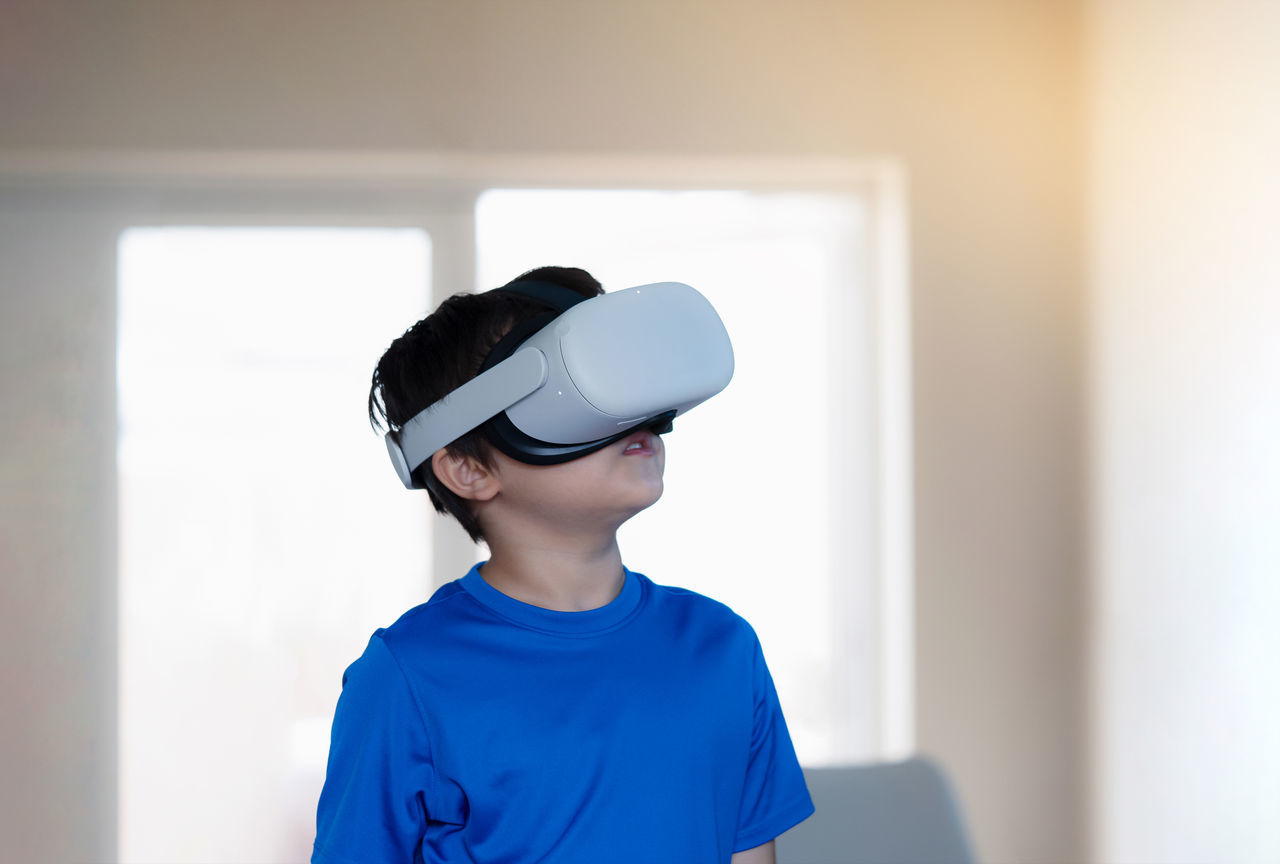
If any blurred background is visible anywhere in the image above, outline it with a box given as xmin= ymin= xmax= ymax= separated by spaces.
xmin=1 ymin=1 xmax=1277 ymax=862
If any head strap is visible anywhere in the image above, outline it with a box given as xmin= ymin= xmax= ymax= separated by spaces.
xmin=491 ymin=279 xmax=591 ymax=312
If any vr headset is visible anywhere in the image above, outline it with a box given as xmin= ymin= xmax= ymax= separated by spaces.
xmin=386 ymin=279 xmax=735 ymax=488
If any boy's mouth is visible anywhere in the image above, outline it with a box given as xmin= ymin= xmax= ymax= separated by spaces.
xmin=621 ymin=431 xmax=654 ymax=455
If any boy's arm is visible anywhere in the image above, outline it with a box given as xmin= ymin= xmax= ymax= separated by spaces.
xmin=732 ymin=631 xmax=813 ymax=855
xmin=731 ymin=839 xmax=776 ymax=864
xmin=313 ymin=635 xmax=432 ymax=863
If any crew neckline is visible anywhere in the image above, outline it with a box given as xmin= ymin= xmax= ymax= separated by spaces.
xmin=459 ymin=562 xmax=645 ymax=636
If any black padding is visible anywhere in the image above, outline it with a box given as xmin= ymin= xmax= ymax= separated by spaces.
xmin=482 ymin=411 xmax=678 ymax=466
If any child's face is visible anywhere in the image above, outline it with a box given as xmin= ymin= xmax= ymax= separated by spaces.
xmin=486 ymin=428 xmax=666 ymax=536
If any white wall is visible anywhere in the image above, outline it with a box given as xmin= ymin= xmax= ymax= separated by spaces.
xmin=1088 ymin=2 xmax=1280 ymax=861
xmin=0 ymin=3 xmax=1087 ymax=861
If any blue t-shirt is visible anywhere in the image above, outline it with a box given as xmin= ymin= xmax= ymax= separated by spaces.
xmin=313 ymin=565 xmax=813 ymax=864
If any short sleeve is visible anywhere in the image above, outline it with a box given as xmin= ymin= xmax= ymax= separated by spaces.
xmin=733 ymin=636 xmax=815 ymax=852
xmin=312 ymin=633 xmax=434 ymax=864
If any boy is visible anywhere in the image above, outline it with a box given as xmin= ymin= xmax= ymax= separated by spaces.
xmin=313 ymin=266 xmax=813 ymax=863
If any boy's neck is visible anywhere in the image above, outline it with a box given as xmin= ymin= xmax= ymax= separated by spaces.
xmin=480 ymin=536 xmax=626 ymax=613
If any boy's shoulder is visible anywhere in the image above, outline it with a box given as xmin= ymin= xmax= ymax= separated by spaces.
xmin=643 ymin=575 xmax=734 ymax=613
xmin=377 ymin=579 xmax=472 ymax=640
xmin=636 ymin=573 xmax=761 ymax=642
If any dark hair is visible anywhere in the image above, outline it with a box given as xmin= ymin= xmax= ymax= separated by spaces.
xmin=368 ymin=266 xmax=605 ymax=542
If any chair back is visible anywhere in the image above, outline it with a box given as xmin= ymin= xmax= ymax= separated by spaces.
xmin=775 ymin=757 xmax=975 ymax=864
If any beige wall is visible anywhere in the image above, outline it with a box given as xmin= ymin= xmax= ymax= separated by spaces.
xmin=0 ymin=2 xmax=1087 ymax=861
xmin=1089 ymin=1 xmax=1280 ymax=860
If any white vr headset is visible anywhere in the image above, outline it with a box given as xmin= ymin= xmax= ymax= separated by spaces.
xmin=386 ymin=279 xmax=735 ymax=488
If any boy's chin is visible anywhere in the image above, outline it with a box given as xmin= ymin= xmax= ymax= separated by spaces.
xmin=627 ymin=486 xmax=665 ymax=517
xmin=607 ymin=484 xmax=662 ymax=521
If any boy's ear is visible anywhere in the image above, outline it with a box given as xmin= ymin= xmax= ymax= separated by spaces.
xmin=431 ymin=450 xmax=500 ymax=502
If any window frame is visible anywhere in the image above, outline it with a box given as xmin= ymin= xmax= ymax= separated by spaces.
xmin=2 ymin=146 xmax=914 ymax=759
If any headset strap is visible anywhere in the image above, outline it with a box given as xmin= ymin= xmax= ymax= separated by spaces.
xmin=386 ymin=346 xmax=549 ymax=488
xmin=492 ymin=279 xmax=591 ymax=312
xmin=387 ymin=280 xmax=591 ymax=486
xmin=479 ymin=280 xmax=590 ymax=373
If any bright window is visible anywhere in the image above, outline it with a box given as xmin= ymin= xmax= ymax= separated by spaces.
xmin=476 ymin=189 xmax=881 ymax=764
xmin=117 ymin=227 xmax=432 ymax=862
